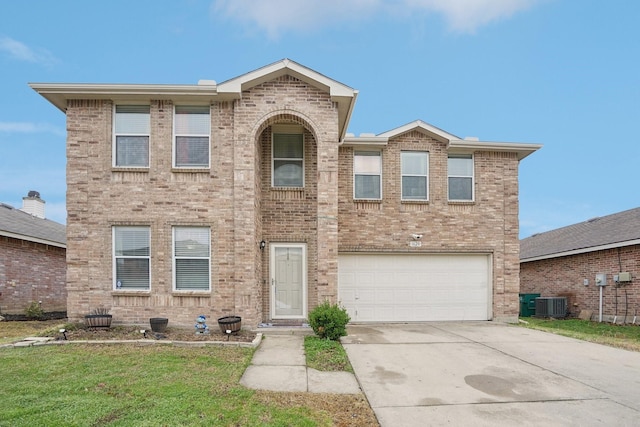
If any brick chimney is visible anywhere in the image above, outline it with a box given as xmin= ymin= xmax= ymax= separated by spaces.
xmin=21 ymin=190 xmax=46 ymax=219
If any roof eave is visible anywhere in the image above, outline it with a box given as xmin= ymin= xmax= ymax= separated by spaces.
xmin=0 ymin=230 xmax=66 ymax=249
xmin=29 ymin=83 xmax=219 ymax=112
xmin=521 ymin=238 xmax=640 ymax=263
xmin=449 ymin=140 xmax=543 ymax=160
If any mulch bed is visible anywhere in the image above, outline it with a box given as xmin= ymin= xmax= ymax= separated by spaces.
xmin=57 ymin=324 xmax=257 ymax=343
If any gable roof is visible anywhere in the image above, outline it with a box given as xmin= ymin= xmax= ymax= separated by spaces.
xmin=344 ymin=119 xmax=542 ymax=160
xmin=217 ymin=59 xmax=357 ymax=140
xmin=30 ymin=58 xmax=359 ymax=142
xmin=520 ymin=207 xmax=640 ymax=262
xmin=0 ymin=203 xmax=66 ymax=248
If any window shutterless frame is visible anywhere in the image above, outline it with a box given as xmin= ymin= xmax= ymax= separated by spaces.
xmin=447 ymin=153 xmax=474 ymax=201
xmin=272 ymin=132 xmax=304 ymax=187
xmin=172 ymin=226 xmax=211 ymax=291
xmin=401 ymin=151 xmax=429 ymax=201
xmin=353 ymin=150 xmax=382 ymax=200
xmin=173 ymin=105 xmax=211 ymax=168
xmin=113 ymin=105 xmax=150 ymax=168
xmin=113 ymin=226 xmax=151 ymax=290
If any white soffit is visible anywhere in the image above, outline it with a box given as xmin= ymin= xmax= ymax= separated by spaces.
xmin=449 ymin=139 xmax=543 ymax=160
xmin=377 ymin=120 xmax=460 ymax=142
xmin=216 ymin=58 xmax=356 ymax=99
xmin=29 ymin=83 xmax=219 ymax=112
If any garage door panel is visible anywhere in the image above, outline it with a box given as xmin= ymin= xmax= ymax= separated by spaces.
xmin=338 ymin=254 xmax=491 ymax=322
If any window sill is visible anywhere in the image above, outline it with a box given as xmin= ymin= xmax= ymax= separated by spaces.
xmin=401 ymin=200 xmax=429 ymax=204
xmin=172 ymin=291 xmax=211 ymax=297
xmin=111 ymin=290 xmax=150 ymax=296
xmin=112 ymin=167 xmax=149 ymax=172
xmin=448 ymin=200 xmax=475 ymax=205
xmin=171 ymin=168 xmax=210 ymax=173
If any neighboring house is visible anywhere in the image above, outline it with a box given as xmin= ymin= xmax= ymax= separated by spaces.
xmin=31 ymin=59 xmax=540 ymax=327
xmin=0 ymin=192 xmax=66 ymax=315
xmin=520 ymin=208 xmax=640 ymax=322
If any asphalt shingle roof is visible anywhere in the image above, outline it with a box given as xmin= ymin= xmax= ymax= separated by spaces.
xmin=0 ymin=202 xmax=66 ymax=247
xmin=520 ymin=207 xmax=640 ymax=261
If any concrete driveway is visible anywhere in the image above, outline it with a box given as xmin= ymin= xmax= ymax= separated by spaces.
xmin=342 ymin=322 xmax=640 ymax=426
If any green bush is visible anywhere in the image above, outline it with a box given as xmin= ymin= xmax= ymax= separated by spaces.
xmin=308 ymin=301 xmax=350 ymax=340
xmin=24 ymin=301 xmax=44 ymax=319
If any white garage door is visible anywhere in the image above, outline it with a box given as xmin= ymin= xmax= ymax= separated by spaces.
xmin=338 ymin=253 xmax=491 ymax=322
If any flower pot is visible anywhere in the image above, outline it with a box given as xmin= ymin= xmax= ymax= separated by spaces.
xmin=217 ymin=316 xmax=241 ymax=334
xmin=85 ymin=314 xmax=112 ymax=329
xmin=149 ymin=317 xmax=168 ymax=333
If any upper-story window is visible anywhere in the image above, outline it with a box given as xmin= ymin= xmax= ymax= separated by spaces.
xmin=272 ymin=130 xmax=304 ymax=187
xmin=173 ymin=226 xmax=210 ymax=291
xmin=113 ymin=226 xmax=150 ymax=290
xmin=401 ymin=151 xmax=429 ymax=201
xmin=174 ymin=106 xmax=210 ymax=168
xmin=448 ymin=154 xmax=474 ymax=201
xmin=114 ymin=105 xmax=150 ymax=167
xmin=354 ymin=150 xmax=382 ymax=200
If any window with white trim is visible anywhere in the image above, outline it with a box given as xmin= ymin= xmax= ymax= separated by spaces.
xmin=174 ymin=106 xmax=210 ymax=168
xmin=272 ymin=132 xmax=304 ymax=187
xmin=448 ymin=154 xmax=474 ymax=201
xmin=114 ymin=105 xmax=150 ymax=167
xmin=401 ymin=151 xmax=429 ymax=200
xmin=354 ymin=151 xmax=382 ymax=199
xmin=173 ymin=227 xmax=210 ymax=291
xmin=113 ymin=226 xmax=150 ymax=290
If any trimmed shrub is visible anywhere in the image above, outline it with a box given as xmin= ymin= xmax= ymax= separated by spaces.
xmin=24 ymin=301 xmax=44 ymax=320
xmin=308 ymin=301 xmax=350 ymax=340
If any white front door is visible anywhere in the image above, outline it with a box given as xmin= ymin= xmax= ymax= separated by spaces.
xmin=271 ymin=243 xmax=307 ymax=319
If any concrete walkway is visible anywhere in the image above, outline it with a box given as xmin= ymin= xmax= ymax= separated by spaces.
xmin=240 ymin=332 xmax=361 ymax=394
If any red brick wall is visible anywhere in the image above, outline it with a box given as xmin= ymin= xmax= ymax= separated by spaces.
xmin=0 ymin=235 xmax=66 ymax=315
xmin=520 ymin=245 xmax=640 ymax=321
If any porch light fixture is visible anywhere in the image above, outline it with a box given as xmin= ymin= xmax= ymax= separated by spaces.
xmin=260 ymin=240 xmax=266 ymax=250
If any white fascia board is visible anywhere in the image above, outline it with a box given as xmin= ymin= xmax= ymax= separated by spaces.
xmin=449 ymin=139 xmax=542 ymax=160
xmin=0 ymin=230 xmax=66 ymax=249
xmin=29 ymin=83 xmax=218 ymax=112
xmin=217 ymin=58 xmax=356 ymax=100
xmin=520 ymin=238 xmax=640 ymax=263
xmin=340 ymin=135 xmax=388 ymax=147
xmin=378 ymin=120 xmax=459 ymax=142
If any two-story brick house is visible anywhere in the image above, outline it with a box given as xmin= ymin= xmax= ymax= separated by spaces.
xmin=31 ymin=59 xmax=540 ymax=327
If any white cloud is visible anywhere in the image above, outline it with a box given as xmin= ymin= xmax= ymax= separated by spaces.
xmin=0 ymin=121 xmax=65 ymax=136
xmin=404 ymin=0 xmax=541 ymax=33
xmin=0 ymin=36 xmax=57 ymax=65
xmin=212 ymin=0 xmax=542 ymax=38
xmin=212 ymin=0 xmax=381 ymax=38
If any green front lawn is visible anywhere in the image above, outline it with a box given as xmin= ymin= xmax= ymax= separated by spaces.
xmin=0 ymin=322 xmax=377 ymax=426
xmin=519 ymin=317 xmax=640 ymax=351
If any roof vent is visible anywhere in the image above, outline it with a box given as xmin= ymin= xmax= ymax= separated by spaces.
xmin=586 ymin=217 xmax=600 ymax=223
xmin=197 ymin=79 xmax=216 ymax=86
xmin=464 ymin=136 xmax=479 ymax=141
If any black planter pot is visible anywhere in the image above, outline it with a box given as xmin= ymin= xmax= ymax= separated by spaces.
xmin=150 ymin=317 xmax=169 ymax=333
xmin=217 ymin=316 xmax=242 ymax=334
xmin=85 ymin=314 xmax=112 ymax=329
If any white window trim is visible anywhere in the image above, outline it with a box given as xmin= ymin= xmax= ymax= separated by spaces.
xmin=112 ymin=105 xmax=150 ymax=168
xmin=172 ymin=226 xmax=211 ymax=292
xmin=448 ymin=153 xmax=475 ymax=202
xmin=271 ymin=130 xmax=305 ymax=188
xmin=353 ymin=150 xmax=382 ymax=200
xmin=401 ymin=151 xmax=429 ymax=201
xmin=112 ymin=226 xmax=151 ymax=291
xmin=172 ymin=105 xmax=211 ymax=169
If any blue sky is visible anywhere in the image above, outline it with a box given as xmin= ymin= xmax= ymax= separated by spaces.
xmin=1 ymin=0 xmax=638 ymax=238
